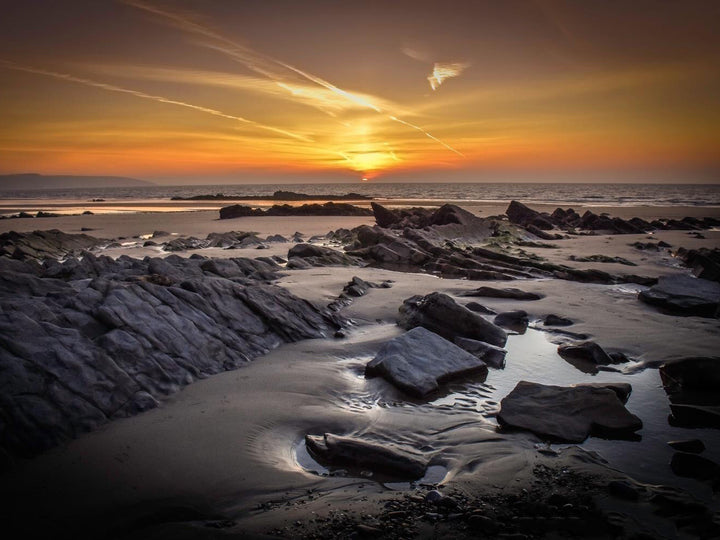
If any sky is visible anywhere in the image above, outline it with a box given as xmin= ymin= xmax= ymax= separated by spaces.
xmin=1 ymin=0 xmax=719 ymax=184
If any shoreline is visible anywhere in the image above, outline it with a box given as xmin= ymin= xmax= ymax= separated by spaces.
xmin=1 ymin=201 xmax=719 ymax=538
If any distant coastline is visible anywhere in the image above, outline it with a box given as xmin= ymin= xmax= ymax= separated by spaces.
xmin=0 ymin=173 xmax=153 ymax=190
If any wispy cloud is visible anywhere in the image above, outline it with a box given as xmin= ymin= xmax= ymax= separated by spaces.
xmin=123 ymin=0 xmax=463 ymax=158
xmin=428 ymin=62 xmax=470 ymax=91
xmin=0 ymin=60 xmax=312 ymax=142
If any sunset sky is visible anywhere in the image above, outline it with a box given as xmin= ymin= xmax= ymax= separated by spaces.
xmin=1 ymin=0 xmax=719 ymax=184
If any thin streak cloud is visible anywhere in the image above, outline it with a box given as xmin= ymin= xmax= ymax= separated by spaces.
xmin=0 ymin=60 xmax=312 ymax=142
xmin=124 ymin=0 xmax=464 ymax=159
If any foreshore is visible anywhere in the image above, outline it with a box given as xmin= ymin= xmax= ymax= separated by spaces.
xmin=1 ymin=200 xmax=719 ymax=539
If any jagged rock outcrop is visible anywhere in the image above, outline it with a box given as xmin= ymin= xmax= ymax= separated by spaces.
xmin=397 ymin=293 xmax=507 ymax=347
xmin=220 ymin=202 xmax=372 ymax=219
xmin=0 ymin=254 xmax=342 ymax=458
xmin=677 ymin=247 xmax=720 ymax=283
xmin=287 ymin=243 xmax=362 ymax=268
xmin=0 ymin=229 xmax=107 ymax=260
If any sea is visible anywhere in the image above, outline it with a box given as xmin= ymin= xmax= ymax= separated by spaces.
xmin=1 ymin=182 xmax=719 ymax=215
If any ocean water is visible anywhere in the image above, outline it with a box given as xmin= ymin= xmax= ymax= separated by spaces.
xmin=1 ymin=182 xmax=719 ymax=207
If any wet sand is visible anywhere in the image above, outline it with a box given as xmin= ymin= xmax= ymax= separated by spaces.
xmin=1 ymin=202 xmax=719 ymax=538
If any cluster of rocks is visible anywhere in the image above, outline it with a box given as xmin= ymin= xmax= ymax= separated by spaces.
xmin=0 ymin=251 xmax=343 ymax=459
xmin=219 ymin=202 xmax=372 ymax=219
xmin=286 ymin=243 xmax=362 ymax=269
xmin=327 ymin=276 xmax=391 ymax=312
xmin=506 ymin=200 xmax=720 ymax=235
xmin=1 ymin=229 xmax=106 ymax=260
xmin=0 ymin=210 xmax=94 ymax=220
xmin=173 ymin=190 xmax=373 ymax=201
xmin=331 ymin=207 xmax=655 ymax=285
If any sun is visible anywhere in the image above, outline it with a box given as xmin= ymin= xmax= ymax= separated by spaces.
xmin=361 ymin=177 xmax=368 ymax=182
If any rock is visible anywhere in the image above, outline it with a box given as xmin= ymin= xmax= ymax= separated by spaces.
xmin=453 ymin=337 xmax=507 ymax=369
xmin=668 ymin=439 xmax=705 ymax=454
xmin=365 ymin=327 xmax=488 ymax=397
xmin=557 ymin=341 xmax=616 ymax=365
xmin=0 ymin=255 xmax=343 ymax=458
xmin=218 ymin=205 xmax=264 ymax=219
xmin=0 ymin=230 xmax=106 ymax=260
xmin=371 ymin=202 xmax=401 ymax=228
xmin=287 ymin=243 xmax=360 ymax=266
xmin=464 ymin=302 xmax=497 ymax=315
xmin=493 ymin=310 xmax=529 ymax=330
xmin=497 ymin=381 xmax=642 ymax=442
xmin=397 ymin=293 xmax=507 ymax=347
xmin=638 ymin=274 xmax=720 ymax=317
xmin=676 ymin=247 xmax=720 ymax=283
xmin=660 ymin=356 xmax=720 ymax=428
xmin=265 ymin=202 xmax=372 ymax=217
xmin=461 ymin=287 xmax=543 ymax=301
xmin=305 ymin=433 xmax=427 ymax=478
xmin=544 ymin=314 xmax=573 ymax=326
xmin=670 ymin=452 xmax=720 ymax=483
xmin=574 ymin=382 xmax=632 ymax=403
xmin=425 ymin=490 xmax=444 ymax=503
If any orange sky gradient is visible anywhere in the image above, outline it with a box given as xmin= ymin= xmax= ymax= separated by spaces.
xmin=1 ymin=0 xmax=719 ymax=184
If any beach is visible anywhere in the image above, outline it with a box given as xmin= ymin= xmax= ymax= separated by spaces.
xmin=1 ymin=198 xmax=719 ymax=539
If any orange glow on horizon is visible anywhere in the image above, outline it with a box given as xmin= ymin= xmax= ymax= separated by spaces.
xmin=1 ymin=1 xmax=718 ymax=183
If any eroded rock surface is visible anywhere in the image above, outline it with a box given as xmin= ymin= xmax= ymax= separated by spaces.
xmin=397 ymin=293 xmax=507 ymax=347
xmin=305 ymin=433 xmax=428 ymax=479
xmin=0 ymin=253 xmax=342 ymax=458
xmin=498 ymin=381 xmax=642 ymax=442
xmin=638 ymin=275 xmax=720 ymax=317
xmin=365 ymin=327 xmax=487 ymax=397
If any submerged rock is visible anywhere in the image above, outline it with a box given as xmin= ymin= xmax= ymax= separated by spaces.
xmin=365 ymin=327 xmax=487 ymax=397
xmin=397 ymin=292 xmax=507 ymax=347
xmin=305 ymin=433 xmax=428 ymax=479
xmin=498 ymin=381 xmax=642 ymax=442
xmin=638 ymin=274 xmax=720 ymax=317
xmin=557 ymin=341 xmax=615 ymax=365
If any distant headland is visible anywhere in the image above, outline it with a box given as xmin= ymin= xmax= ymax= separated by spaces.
xmin=0 ymin=173 xmax=154 ymax=190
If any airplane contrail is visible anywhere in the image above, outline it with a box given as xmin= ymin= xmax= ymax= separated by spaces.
xmin=0 ymin=60 xmax=312 ymax=142
xmin=123 ymin=0 xmax=464 ymax=158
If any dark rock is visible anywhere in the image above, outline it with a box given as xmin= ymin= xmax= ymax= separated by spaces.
xmin=493 ymin=310 xmax=529 ymax=330
xmin=676 ymin=247 xmax=720 ymax=282
xmin=265 ymin=202 xmax=372 ymax=217
xmin=371 ymin=202 xmax=401 ymax=228
xmin=218 ymin=205 xmax=264 ymax=219
xmin=453 ymin=337 xmax=507 ymax=369
xmin=464 ymin=302 xmax=497 ymax=315
xmin=425 ymin=490 xmax=443 ymax=503
xmin=0 ymin=230 xmax=106 ymax=260
xmin=498 ymin=381 xmax=642 ymax=442
xmin=660 ymin=357 xmax=720 ymax=428
xmin=462 ymin=286 xmax=543 ymax=301
xmin=557 ymin=341 xmax=615 ymax=365
xmin=305 ymin=433 xmax=427 ymax=478
xmin=668 ymin=439 xmax=705 ymax=454
xmin=640 ymin=275 xmax=720 ymax=317
xmin=575 ymin=382 xmax=632 ymax=403
xmin=544 ymin=314 xmax=573 ymax=326
xmin=0 ymin=255 xmax=343 ymax=458
xmin=397 ymin=292 xmax=507 ymax=347
xmin=365 ymin=327 xmax=487 ymax=397
xmin=670 ymin=452 xmax=720 ymax=483
xmin=287 ymin=243 xmax=360 ymax=267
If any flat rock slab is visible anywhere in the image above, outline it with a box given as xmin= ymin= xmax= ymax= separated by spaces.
xmin=454 ymin=337 xmax=507 ymax=369
xmin=498 ymin=381 xmax=642 ymax=442
xmin=638 ymin=274 xmax=720 ymax=317
xmin=366 ymin=327 xmax=487 ymax=397
xmin=305 ymin=433 xmax=428 ymax=479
